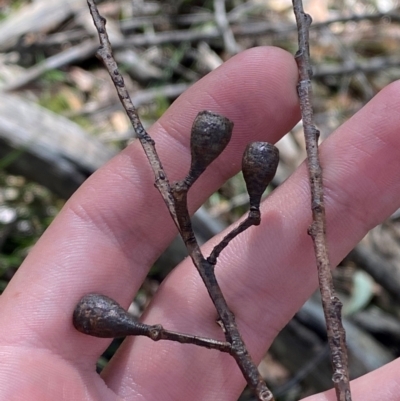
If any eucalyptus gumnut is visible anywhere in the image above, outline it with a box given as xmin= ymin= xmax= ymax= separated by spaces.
xmin=242 ymin=142 xmax=279 ymax=209
xmin=188 ymin=110 xmax=234 ymax=181
xmin=73 ymin=293 xmax=142 ymax=338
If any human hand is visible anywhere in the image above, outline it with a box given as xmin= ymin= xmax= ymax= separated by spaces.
xmin=1 ymin=46 xmax=400 ymax=401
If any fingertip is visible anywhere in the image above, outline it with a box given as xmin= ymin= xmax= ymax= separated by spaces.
xmin=302 ymin=359 xmax=400 ymax=401
xmin=375 ymin=77 xmax=400 ymax=103
xmin=151 ymin=46 xmax=300 ymax=183
xmin=158 ymin=46 xmax=300 ymax=139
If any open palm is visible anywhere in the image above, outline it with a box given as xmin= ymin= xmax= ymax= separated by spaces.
xmin=1 ymin=47 xmax=400 ymax=401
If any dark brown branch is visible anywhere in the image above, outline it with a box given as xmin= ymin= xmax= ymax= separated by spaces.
xmin=292 ymin=2 xmax=352 ymax=401
xmin=171 ymin=180 xmax=274 ymax=401
xmin=83 ymin=2 xmax=276 ymax=400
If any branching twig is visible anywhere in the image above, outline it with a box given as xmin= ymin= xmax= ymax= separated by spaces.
xmin=207 ymin=211 xmax=259 ymax=265
xmin=74 ymin=293 xmax=233 ymax=353
xmin=75 ymin=2 xmax=280 ymax=400
xmin=292 ymin=1 xmax=352 ymax=401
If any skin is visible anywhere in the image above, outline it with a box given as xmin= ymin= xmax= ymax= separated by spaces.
xmin=0 ymin=46 xmax=400 ymax=401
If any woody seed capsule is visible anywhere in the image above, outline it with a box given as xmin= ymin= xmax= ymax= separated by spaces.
xmin=242 ymin=142 xmax=279 ymax=209
xmin=73 ymin=293 xmax=145 ymax=338
xmin=188 ymin=110 xmax=234 ymax=181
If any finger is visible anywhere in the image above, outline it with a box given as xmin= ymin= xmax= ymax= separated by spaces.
xmin=0 ymin=47 xmax=300 ymax=361
xmin=103 ymin=81 xmax=400 ymax=401
xmin=302 ymin=358 xmax=400 ymax=401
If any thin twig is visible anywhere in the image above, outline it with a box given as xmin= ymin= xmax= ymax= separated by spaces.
xmin=292 ymin=2 xmax=352 ymax=401
xmin=84 ymin=2 xmax=275 ymax=400
xmin=207 ymin=211 xmax=260 ymax=264
xmin=86 ymin=0 xmax=178 ymax=229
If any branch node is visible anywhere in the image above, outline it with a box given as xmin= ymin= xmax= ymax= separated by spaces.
xmin=149 ymin=325 xmax=163 ymax=341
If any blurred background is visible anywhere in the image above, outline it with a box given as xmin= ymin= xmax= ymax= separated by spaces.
xmin=1 ymin=0 xmax=400 ymax=399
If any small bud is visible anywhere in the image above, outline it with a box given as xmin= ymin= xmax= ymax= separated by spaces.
xmin=242 ymin=142 xmax=279 ymax=209
xmin=188 ymin=110 xmax=233 ymax=182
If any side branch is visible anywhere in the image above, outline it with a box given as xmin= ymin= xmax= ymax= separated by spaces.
xmin=73 ymin=293 xmax=233 ymax=353
xmin=207 ymin=210 xmax=260 ymax=265
xmin=292 ymin=2 xmax=352 ymax=401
